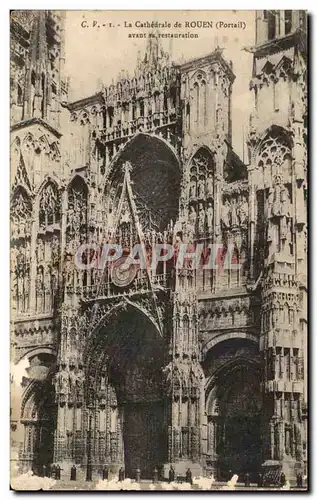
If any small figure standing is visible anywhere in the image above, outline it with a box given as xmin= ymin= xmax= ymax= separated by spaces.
xmin=118 ymin=467 xmax=125 ymax=482
xmin=55 ymin=465 xmax=61 ymax=480
xmin=169 ymin=465 xmax=175 ymax=483
xmin=70 ymin=464 xmax=76 ymax=481
xmin=257 ymin=472 xmax=263 ymax=487
xmin=280 ymin=472 xmax=286 ymax=487
xmin=296 ymin=473 xmax=303 ymax=488
xmin=102 ymin=465 xmax=109 ymax=480
xmin=186 ymin=468 xmax=193 ymax=485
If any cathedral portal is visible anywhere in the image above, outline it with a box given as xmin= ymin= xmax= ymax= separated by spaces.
xmin=85 ymin=306 xmax=167 ymax=478
xmin=206 ymin=359 xmax=263 ymax=481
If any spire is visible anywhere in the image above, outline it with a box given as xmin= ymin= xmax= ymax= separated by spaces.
xmin=141 ymin=31 xmax=168 ymax=72
xmin=24 ymin=11 xmax=49 ymax=119
xmin=29 ymin=11 xmax=49 ymax=74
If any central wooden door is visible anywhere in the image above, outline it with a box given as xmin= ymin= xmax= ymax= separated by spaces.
xmin=123 ymin=402 xmax=165 ymax=479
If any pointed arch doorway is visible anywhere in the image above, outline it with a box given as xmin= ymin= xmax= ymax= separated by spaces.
xmin=88 ymin=305 xmax=167 ymax=479
xmin=207 ymin=360 xmax=263 ymax=481
xmin=20 ymin=379 xmax=57 ymax=474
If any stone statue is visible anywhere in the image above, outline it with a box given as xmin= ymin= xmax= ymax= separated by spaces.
xmin=197 ymin=178 xmax=205 ymax=199
xmin=37 ymin=239 xmax=44 ymax=262
xmin=231 ymin=198 xmax=238 ymax=226
xmin=206 ymin=202 xmax=213 ymax=230
xmin=281 ymin=185 xmax=291 ymax=217
xmin=221 ymin=200 xmax=231 ymax=229
xmin=238 ymin=196 xmax=248 ymax=226
xmin=189 ymin=179 xmax=196 ymax=199
xmin=272 ymin=177 xmax=282 ymax=217
xmin=36 ymin=267 xmax=44 ymax=291
xmin=198 ymin=204 xmax=205 ymax=234
xmin=51 ymin=235 xmax=60 ymax=265
xmin=55 ymin=366 xmax=69 ymax=396
xmin=69 ymin=369 xmax=77 ymax=394
xmin=267 ymin=188 xmax=274 ymax=218
xmin=76 ymin=369 xmax=85 ymax=398
xmin=188 ymin=205 xmax=197 ymax=229
xmin=206 ymin=173 xmax=213 ymax=197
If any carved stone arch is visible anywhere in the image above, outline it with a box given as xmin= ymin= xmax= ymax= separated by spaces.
xmin=17 ymin=346 xmax=56 ymax=364
xmin=19 ymin=377 xmax=57 ymax=469
xmin=202 ymin=331 xmax=259 ymax=358
xmin=256 ymin=126 xmax=293 ymax=163
xmin=103 ymin=131 xmax=180 ymax=187
xmin=206 ymin=385 xmax=219 ymax=416
xmin=205 ymin=356 xmax=261 ymax=403
xmin=21 ymin=380 xmax=42 ymax=420
xmin=35 ymin=174 xmax=61 ymax=199
xmin=102 ymin=132 xmax=181 ymax=232
xmin=84 ymin=298 xmax=162 ymax=364
xmin=187 ymin=146 xmax=216 ymax=173
xmin=38 ymin=179 xmax=61 ymax=229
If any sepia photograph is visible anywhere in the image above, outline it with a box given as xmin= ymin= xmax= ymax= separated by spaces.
xmin=9 ymin=9 xmax=308 ymax=491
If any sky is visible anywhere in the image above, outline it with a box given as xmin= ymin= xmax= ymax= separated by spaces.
xmin=64 ymin=10 xmax=256 ymax=159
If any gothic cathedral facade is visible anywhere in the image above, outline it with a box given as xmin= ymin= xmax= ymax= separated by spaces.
xmin=10 ymin=11 xmax=307 ymax=482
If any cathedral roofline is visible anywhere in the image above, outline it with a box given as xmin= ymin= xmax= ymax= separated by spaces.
xmin=179 ymin=49 xmax=235 ymax=83
xmin=250 ymin=28 xmax=306 ymax=58
xmin=10 ymin=117 xmax=62 ymax=138
xmin=66 ymin=92 xmax=104 ymax=112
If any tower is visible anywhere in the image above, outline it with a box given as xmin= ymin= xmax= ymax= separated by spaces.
xmin=247 ymin=10 xmax=307 ymax=481
xmin=10 ymin=10 xmax=67 ymax=472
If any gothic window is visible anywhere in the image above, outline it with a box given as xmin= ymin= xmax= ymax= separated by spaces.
xmin=11 ymin=186 xmax=32 ymax=238
xmin=257 ymin=129 xmax=293 ymax=183
xmin=39 ymin=182 xmax=61 ymax=229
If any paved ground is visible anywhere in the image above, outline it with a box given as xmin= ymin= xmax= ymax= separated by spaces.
xmin=50 ymin=479 xmax=306 ymax=491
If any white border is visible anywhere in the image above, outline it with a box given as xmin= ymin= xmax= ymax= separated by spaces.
xmin=1 ymin=1 xmax=315 ymax=498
